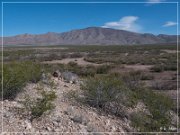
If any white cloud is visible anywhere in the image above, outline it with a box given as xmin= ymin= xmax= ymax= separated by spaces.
xmin=147 ymin=0 xmax=165 ymax=3
xmin=163 ymin=21 xmax=177 ymax=27
xmin=102 ymin=16 xmax=142 ymax=32
xmin=146 ymin=0 xmax=166 ymax=5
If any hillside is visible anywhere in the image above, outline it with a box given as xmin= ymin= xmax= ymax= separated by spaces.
xmin=1 ymin=27 xmax=179 ymax=45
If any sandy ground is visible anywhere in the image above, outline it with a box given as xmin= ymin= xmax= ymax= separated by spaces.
xmin=162 ymin=49 xmax=178 ymax=53
xmin=123 ymin=64 xmax=153 ymax=71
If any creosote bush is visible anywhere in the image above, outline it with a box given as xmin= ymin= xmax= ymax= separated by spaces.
xmin=151 ymin=63 xmax=177 ymax=72
xmin=23 ymin=90 xmax=57 ymax=120
xmin=80 ymin=75 xmax=137 ymax=115
xmin=121 ymin=71 xmax=143 ymax=90
xmin=44 ymin=63 xmax=113 ymax=77
xmin=78 ymin=74 xmax=174 ymax=132
xmin=1 ymin=61 xmax=42 ymax=100
xmin=151 ymin=64 xmax=164 ymax=72
xmin=131 ymin=88 xmax=174 ymax=132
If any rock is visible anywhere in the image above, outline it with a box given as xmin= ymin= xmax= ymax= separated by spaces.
xmin=53 ymin=70 xmax=61 ymax=78
xmin=64 ymin=85 xmax=68 ymax=87
xmin=64 ymin=106 xmax=74 ymax=115
xmin=53 ymin=121 xmax=59 ymax=127
xmin=87 ymin=124 xmax=97 ymax=132
xmin=24 ymin=120 xmax=32 ymax=130
xmin=55 ymin=116 xmax=62 ymax=123
xmin=110 ymin=125 xmax=116 ymax=131
xmin=3 ymin=111 xmax=12 ymax=118
xmin=105 ymin=119 xmax=110 ymax=127
xmin=71 ymin=114 xmax=83 ymax=124
xmin=61 ymin=71 xmax=79 ymax=84
xmin=46 ymin=126 xmax=52 ymax=131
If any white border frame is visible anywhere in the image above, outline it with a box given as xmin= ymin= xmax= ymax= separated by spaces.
xmin=1 ymin=1 xmax=179 ymax=134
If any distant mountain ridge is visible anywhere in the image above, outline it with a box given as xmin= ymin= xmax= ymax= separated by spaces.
xmin=1 ymin=27 xmax=179 ymax=45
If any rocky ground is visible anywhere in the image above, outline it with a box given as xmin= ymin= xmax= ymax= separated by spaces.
xmin=1 ymin=76 xmax=133 ymax=134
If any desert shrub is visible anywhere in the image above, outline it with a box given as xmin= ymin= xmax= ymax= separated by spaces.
xmin=60 ymin=54 xmax=68 ymax=59
xmin=132 ymin=88 xmax=174 ymax=132
xmin=151 ymin=64 xmax=164 ymax=72
xmin=151 ymin=81 xmax=177 ymax=90
xmin=79 ymin=65 xmax=97 ymax=77
xmin=1 ymin=61 xmax=42 ymax=100
xmin=96 ymin=65 xmax=113 ymax=74
xmin=69 ymin=52 xmax=83 ymax=58
xmin=67 ymin=61 xmax=78 ymax=67
xmin=121 ymin=71 xmax=143 ymax=90
xmin=163 ymin=64 xmax=177 ymax=71
xmin=30 ymin=91 xmax=56 ymax=119
xmin=78 ymin=65 xmax=113 ymax=76
xmin=140 ymin=73 xmax=154 ymax=80
xmin=151 ymin=63 xmax=177 ymax=72
xmin=1 ymin=64 xmax=26 ymax=100
xmin=131 ymin=111 xmax=152 ymax=132
xmin=23 ymin=90 xmax=57 ymax=120
xmin=37 ymin=54 xmax=62 ymax=62
xmin=48 ymin=53 xmax=61 ymax=60
xmin=78 ymin=73 xmax=174 ymax=132
xmin=80 ymin=75 xmax=137 ymax=115
xmin=83 ymin=57 xmax=105 ymax=64
xmin=24 ymin=62 xmax=42 ymax=83
xmin=43 ymin=63 xmax=96 ymax=77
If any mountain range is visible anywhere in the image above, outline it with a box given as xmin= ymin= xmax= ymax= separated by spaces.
xmin=1 ymin=27 xmax=178 ymax=45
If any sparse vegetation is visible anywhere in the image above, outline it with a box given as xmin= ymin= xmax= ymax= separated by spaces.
xmin=1 ymin=44 xmax=177 ymax=132
xmin=132 ymin=88 xmax=174 ymax=132
xmin=151 ymin=62 xmax=177 ymax=73
xmin=1 ymin=61 xmax=42 ymax=100
xmin=78 ymin=74 xmax=174 ymax=132
xmin=23 ymin=89 xmax=57 ymax=120
xmin=80 ymin=75 xmax=136 ymax=115
xmin=151 ymin=64 xmax=164 ymax=72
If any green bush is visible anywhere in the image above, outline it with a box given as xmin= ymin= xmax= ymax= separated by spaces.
xmin=1 ymin=61 xmax=42 ymax=100
xmin=151 ymin=64 xmax=164 ymax=72
xmin=69 ymin=52 xmax=83 ymax=58
xmin=121 ymin=71 xmax=143 ymax=90
xmin=151 ymin=63 xmax=177 ymax=72
xmin=78 ymin=74 xmax=174 ymax=132
xmin=80 ymin=65 xmax=97 ymax=77
xmin=140 ymin=73 xmax=154 ymax=80
xmin=164 ymin=64 xmax=177 ymax=71
xmin=80 ymin=75 xmax=137 ymax=115
xmin=67 ymin=61 xmax=78 ymax=67
xmin=132 ymin=88 xmax=174 ymax=132
xmin=131 ymin=111 xmax=152 ymax=132
xmin=96 ymin=65 xmax=113 ymax=74
xmin=31 ymin=91 xmax=56 ymax=119
xmin=23 ymin=90 xmax=57 ymax=120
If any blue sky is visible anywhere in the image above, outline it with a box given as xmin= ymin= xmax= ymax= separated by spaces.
xmin=1 ymin=0 xmax=179 ymax=36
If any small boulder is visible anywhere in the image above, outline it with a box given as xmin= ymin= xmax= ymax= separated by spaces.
xmin=53 ymin=70 xmax=61 ymax=78
xmin=61 ymin=71 xmax=79 ymax=84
